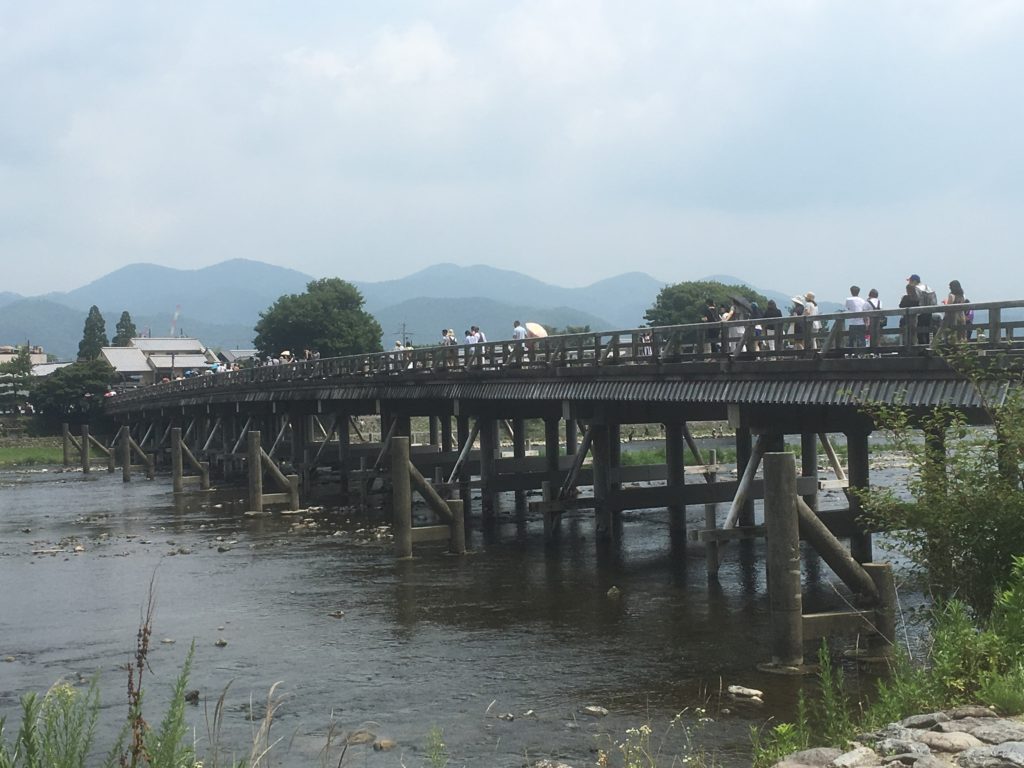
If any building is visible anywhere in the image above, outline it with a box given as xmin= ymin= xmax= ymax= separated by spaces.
xmin=100 ymin=337 xmax=218 ymax=385
xmin=0 ymin=345 xmax=48 ymax=366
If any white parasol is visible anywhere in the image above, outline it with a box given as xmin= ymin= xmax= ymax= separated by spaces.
xmin=524 ymin=322 xmax=548 ymax=338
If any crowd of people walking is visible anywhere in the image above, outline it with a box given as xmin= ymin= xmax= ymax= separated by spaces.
xmin=702 ymin=274 xmax=973 ymax=353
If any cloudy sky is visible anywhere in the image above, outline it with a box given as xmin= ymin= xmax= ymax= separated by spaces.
xmin=2 ymin=1 xmax=1022 ymax=302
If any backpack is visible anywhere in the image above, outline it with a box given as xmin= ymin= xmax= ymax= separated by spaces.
xmin=919 ymin=285 xmax=938 ymax=306
xmin=965 ymin=302 xmax=974 ymax=324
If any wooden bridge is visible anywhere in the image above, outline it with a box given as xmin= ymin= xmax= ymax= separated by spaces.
xmin=86 ymin=299 xmax=1024 ymax=668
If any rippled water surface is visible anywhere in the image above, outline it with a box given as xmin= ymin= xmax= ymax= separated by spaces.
xmin=0 ymin=455 xmax=913 ymax=767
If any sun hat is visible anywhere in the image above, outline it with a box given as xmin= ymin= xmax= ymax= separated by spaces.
xmin=804 ymin=291 xmax=815 ymax=302
xmin=791 ymin=295 xmax=805 ymax=306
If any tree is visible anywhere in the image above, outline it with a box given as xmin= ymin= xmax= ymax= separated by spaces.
xmin=253 ymin=278 xmax=383 ymax=359
xmin=0 ymin=346 xmax=33 ymax=413
xmin=112 ymin=311 xmax=138 ymax=347
xmin=30 ymin=359 xmax=114 ymax=425
xmin=644 ymin=280 xmax=769 ymax=327
xmin=861 ymin=350 xmax=1024 ymax=617
xmin=78 ymin=305 xmax=109 ymax=360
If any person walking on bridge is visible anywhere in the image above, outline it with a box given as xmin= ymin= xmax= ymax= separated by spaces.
xmin=844 ymin=286 xmax=869 ymax=349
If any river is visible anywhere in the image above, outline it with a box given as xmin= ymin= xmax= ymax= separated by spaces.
xmin=0 ymin=451 xmax=915 ymax=767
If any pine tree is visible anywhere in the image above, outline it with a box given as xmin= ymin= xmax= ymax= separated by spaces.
xmin=78 ymin=305 xmax=109 ymax=360
xmin=112 ymin=310 xmax=138 ymax=347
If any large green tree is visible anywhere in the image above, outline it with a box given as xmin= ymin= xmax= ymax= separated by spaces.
xmin=78 ymin=305 xmax=109 ymax=360
xmin=644 ymin=280 xmax=769 ymax=327
xmin=30 ymin=359 xmax=114 ymax=424
xmin=253 ymin=278 xmax=383 ymax=359
xmin=0 ymin=346 xmax=33 ymax=412
xmin=112 ymin=310 xmax=138 ymax=347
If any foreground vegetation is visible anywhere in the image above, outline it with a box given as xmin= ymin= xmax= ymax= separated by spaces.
xmin=754 ymin=348 xmax=1024 ymax=766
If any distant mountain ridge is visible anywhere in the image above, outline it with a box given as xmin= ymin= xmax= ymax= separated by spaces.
xmin=1 ymin=259 xmax=849 ymax=360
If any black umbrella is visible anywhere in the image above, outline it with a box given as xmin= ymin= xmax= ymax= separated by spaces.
xmin=728 ymin=294 xmax=753 ymax=313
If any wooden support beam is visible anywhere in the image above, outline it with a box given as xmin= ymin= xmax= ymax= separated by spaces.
xmin=62 ymin=423 xmax=72 ymax=467
xmin=172 ymin=427 xmax=184 ymax=493
xmin=819 ymin=433 xmax=846 ymax=482
xmin=723 ymin=434 xmax=766 ymax=529
xmin=247 ymin=430 xmax=263 ymax=515
xmin=846 ymin=430 xmax=872 ymax=563
xmin=260 ymin=449 xmax=300 ymax=510
xmin=391 ymin=436 xmax=412 ymax=558
xmin=795 ymin=496 xmax=877 ymax=600
xmin=201 ymin=417 xmax=222 ymax=452
xmin=267 ymin=415 xmax=291 ymax=460
xmin=559 ymin=425 xmax=592 ymax=498
xmin=79 ymin=424 xmax=90 ymax=473
xmin=704 ymin=448 xmax=720 ymax=577
xmin=231 ymin=416 xmax=253 ymax=456
xmin=665 ymin=422 xmax=685 ymax=534
xmin=764 ymin=452 xmax=803 ymax=668
xmin=408 ymin=462 xmax=453 ymax=523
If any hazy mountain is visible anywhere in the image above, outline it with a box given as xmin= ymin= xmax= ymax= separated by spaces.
xmin=47 ymin=259 xmax=314 ymax=325
xmin=356 ymin=263 xmax=662 ymax=329
xmin=374 ymin=297 xmax=612 ymax=347
xmin=3 ymin=259 xmax=861 ymax=358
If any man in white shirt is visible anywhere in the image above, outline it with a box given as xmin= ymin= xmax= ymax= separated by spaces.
xmin=845 ymin=285 xmax=870 ymax=348
xmin=511 ymin=321 xmax=527 ymax=341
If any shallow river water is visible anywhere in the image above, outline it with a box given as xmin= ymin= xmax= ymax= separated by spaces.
xmin=0 ymin=453 xmax=914 ymax=767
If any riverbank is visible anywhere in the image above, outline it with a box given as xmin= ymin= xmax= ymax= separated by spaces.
xmin=0 ymin=436 xmax=62 ymax=466
xmin=774 ymin=707 xmax=1024 ymax=767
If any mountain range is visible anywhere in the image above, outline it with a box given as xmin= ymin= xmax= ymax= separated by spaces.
xmin=0 ymin=259 xmax=835 ymax=360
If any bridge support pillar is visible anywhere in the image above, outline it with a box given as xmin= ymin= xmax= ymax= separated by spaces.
xmin=735 ymin=427 xmax=755 ymax=527
xmin=591 ymin=423 xmax=613 ymax=539
xmin=456 ymin=416 xmax=472 ymax=519
xmin=61 ymin=423 xmax=72 ymax=468
xmin=391 ymin=436 xmax=413 ymax=559
xmin=764 ymin=451 xmax=804 ymax=668
xmin=81 ymin=424 xmax=91 ymax=474
xmin=172 ymin=427 xmax=183 ymax=494
xmin=665 ymin=422 xmax=686 ymax=536
xmin=801 ymin=432 xmax=819 ymax=512
xmin=846 ymin=429 xmax=872 ymax=563
xmin=544 ymin=417 xmax=562 ymax=539
xmin=440 ymin=416 xmax=453 ymax=453
xmin=565 ymin=418 xmax=577 ymax=456
xmin=429 ymin=416 xmax=439 ymax=447
xmin=479 ymin=418 xmax=498 ymax=521
xmin=247 ymin=430 xmax=263 ymax=515
xmin=291 ymin=411 xmax=310 ymax=496
xmin=337 ymin=413 xmax=351 ymax=505
xmin=513 ymin=417 xmax=527 ymax=508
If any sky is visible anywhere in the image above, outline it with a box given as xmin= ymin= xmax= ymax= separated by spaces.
xmin=1 ymin=1 xmax=1022 ymax=303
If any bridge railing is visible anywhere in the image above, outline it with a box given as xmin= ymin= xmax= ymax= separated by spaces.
xmin=107 ymin=299 xmax=1024 ymax=406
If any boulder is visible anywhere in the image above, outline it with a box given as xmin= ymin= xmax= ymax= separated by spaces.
xmin=901 ymin=713 xmax=951 ymax=730
xmin=949 ymin=706 xmax=997 ymax=720
xmin=829 ymin=745 xmax=880 ymax=766
xmin=372 ymin=739 xmax=396 ymax=751
xmin=874 ymin=737 xmax=930 ymax=757
xmin=580 ymin=705 xmax=608 ymax=718
xmin=971 ymin=722 xmax=1024 ymax=745
xmin=957 ymin=741 xmax=1024 ymax=767
xmin=775 ymin=747 xmax=842 ymax=767
xmin=914 ymin=731 xmax=984 ymax=753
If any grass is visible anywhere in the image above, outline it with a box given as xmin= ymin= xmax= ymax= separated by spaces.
xmin=0 ymin=443 xmax=65 ymax=467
